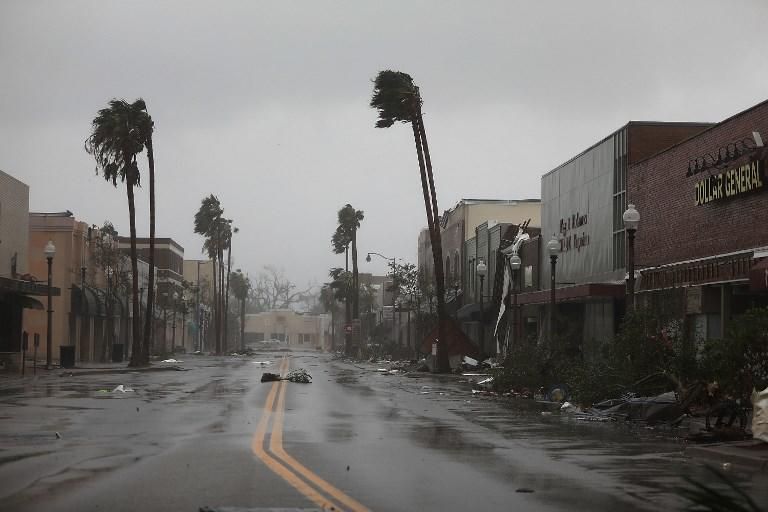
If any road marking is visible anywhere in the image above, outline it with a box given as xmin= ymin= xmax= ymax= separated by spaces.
xmin=271 ymin=378 xmax=371 ymax=512
xmin=251 ymin=357 xmax=343 ymax=511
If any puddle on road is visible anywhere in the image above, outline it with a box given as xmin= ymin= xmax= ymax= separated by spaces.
xmin=409 ymin=423 xmax=495 ymax=452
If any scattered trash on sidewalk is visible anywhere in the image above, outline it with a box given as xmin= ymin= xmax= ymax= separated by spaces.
xmin=286 ymin=368 xmax=312 ymax=383
xmin=55 ymin=431 xmax=62 ymax=439
xmin=160 ymin=359 xmax=182 ymax=363
xmin=560 ymin=401 xmax=581 ymax=414
xmin=112 ymin=384 xmax=134 ymax=393
xmin=463 ymin=356 xmax=478 ymax=367
xmin=476 ymin=377 xmax=494 ymax=390
xmin=261 ymin=373 xmax=281 ymax=382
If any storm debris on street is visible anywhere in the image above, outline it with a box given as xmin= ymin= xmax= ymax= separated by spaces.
xmin=286 ymin=368 xmax=312 ymax=383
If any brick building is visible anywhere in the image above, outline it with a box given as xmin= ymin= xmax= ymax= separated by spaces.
xmin=630 ymin=99 xmax=768 ymax=341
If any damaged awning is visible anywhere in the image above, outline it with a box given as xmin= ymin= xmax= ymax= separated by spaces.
xmin=514 ymin=283 xmax=625 ymax=305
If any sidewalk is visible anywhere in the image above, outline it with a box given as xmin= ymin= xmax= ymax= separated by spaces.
xmin=0 ymin=359 xmax=187 ymax=380
xmin=685 ymin=440 xmax=768 ymax=471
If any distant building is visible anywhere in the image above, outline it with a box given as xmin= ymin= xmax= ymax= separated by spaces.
xmin=417 ymin=198 xmax=542 ymax=287
xmin=182 ymin=259 xmax=215 ymax=352
xmin=118 ymin=237 xmax=184 ymax=353
xmin=244 ymin=309 xmax=328 ymax=350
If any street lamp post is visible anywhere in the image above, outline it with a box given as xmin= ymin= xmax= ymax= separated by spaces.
xmin=547 ymin=236 xmax=560 ymax=341
xmin=171 ymin=291 xmax=178 ymax=352
xmin=476 ymin=259 xmax=487 ymax=354
xmin=105 ymin=266 xmax=113 ymax=362
xmin=44 ymin=240 xmax=56 ymax=369
xmin=509 ymin=252 xmax=522 ymax=352
xmin=623 ymin=204 xmax=640 ymax=312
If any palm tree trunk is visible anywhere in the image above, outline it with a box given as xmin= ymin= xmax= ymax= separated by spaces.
xmin=352 ymin=229 xmax=359 ymax=320
xmin=413 ymin=114 xmax=449 ymax=373
xmin=239 ymin=296 xmax=245 ymax=352
xmin=224 ymin=240 xmax=232 ymax=353
xmin=218 ymin=244 xmax=225 ymax=353
xmin=126 ymin=178 xmax=143 ymax=367
xmin=143 ymin=137 xmax=156 ymax=365
xmin=211 ymin=255 xmax=218 ymax=354
xmin=344 ymin=245 xmax=351 ymax=354
xmin=418 ymin=113 xmax=450 ymax=373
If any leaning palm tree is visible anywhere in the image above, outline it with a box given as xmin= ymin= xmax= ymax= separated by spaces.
xmin=86 ymin=99 xmax=150 ymax=366
xmin=370 ymin=70 xmax=449 ymax=372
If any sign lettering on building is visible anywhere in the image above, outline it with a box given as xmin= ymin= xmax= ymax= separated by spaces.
xmin=558 ymin=211 xmax=590 ymax=252
xmin=694 ymin=159 xmax=764 ymax=206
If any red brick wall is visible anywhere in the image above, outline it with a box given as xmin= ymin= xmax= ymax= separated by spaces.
xmin=628 ymin=123 xmax=712 ymax=164
xmin=629 ymin=100 xmax=768 ymax=267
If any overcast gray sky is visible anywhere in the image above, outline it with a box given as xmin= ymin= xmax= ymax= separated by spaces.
xmin=2 ymin=0 xmax=768 ymax=288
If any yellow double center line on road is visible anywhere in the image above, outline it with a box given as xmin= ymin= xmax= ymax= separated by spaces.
xmin=251 ymin=356 xmax=371 ymax=512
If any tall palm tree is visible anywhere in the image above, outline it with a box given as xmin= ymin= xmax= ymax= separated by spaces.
xmin=370 ymin=70 xmax=450 ymax=372
xmin=137 ymin=100 xmax=157 ymax=362
xmin=332 ymin=205 xmax=364 ymax=353
xmin=229 ymin=269 xmax=250 ymax=352
xmin=332 ymin=223 xmax=352 ymax=347
xmin=223 ymin=223 xmax=237 ymax=352
xmin=86 ymin=99 xmax=151 ymax=367
xmin=194 ymin=195 xmax=226 ymax=354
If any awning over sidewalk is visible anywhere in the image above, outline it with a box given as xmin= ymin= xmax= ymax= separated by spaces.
xmin=0 ymin=276 xmax=60 ymax=297
xmin=515 ymin=283 xmax=625 ymax=305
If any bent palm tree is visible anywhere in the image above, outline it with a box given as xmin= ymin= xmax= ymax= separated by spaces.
xmin=370 ymin=70 xmax=449 ymax=372
xmin=86 ymin=99 xmax=150 ymax=366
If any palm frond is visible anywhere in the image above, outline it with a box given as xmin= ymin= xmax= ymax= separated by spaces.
xmin=370 ymin=70 xmax=420 ymax=128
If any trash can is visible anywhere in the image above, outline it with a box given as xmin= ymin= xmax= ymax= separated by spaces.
xmin=111 ymin=344 xmax=124 ymax=363
xmin=60 ymin=346 xmax=76 ymax=369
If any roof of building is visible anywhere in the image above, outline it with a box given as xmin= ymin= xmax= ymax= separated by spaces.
xmin=542 ymin=121 xmax=715 ymax=178
xmin=631 ymin=97 xmax=768 ymax=167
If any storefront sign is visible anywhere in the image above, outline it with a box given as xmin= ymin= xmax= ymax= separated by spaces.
xmin=694 ymin=159 xmax=764 ymax=206
xmin=558 ymin=211 xmax=590 ymax=252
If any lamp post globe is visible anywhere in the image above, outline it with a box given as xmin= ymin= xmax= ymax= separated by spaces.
xmin=623 ymin=204 xmax=640 ymax=311
xmin=546 ymin=236 xmax=560 ymax=256
xmin=622 ymin=203 xmax=640 ymax=231
xmin=44 ymin=240 xmax=56 ymax=259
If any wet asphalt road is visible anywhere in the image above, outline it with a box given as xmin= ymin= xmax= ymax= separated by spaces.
xmin=0 ymin=349 xmax=766 ymax=512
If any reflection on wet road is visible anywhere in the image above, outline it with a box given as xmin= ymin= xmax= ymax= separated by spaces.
xmin=0 ymin=351 xmax=765 ymax=511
